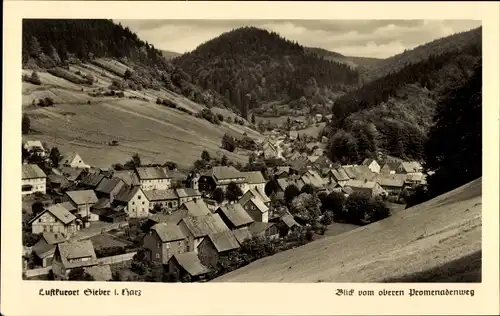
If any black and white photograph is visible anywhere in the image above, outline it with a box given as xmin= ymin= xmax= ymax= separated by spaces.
xmin=18 ymin=17 xmax=484 ymax=284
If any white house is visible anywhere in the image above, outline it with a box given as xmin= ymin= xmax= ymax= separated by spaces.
xmin=361 ymin=158 xmax=381 ymax=174
xmin=114 ymin=186 xmax=150 ymax=218
xmin=24 ymin=140 xmax=47 ymax=157
xmin=242 ymin=171 xmax=266 ymax=192
xmin=135 ymin=167 xmax=171 ymax=191
xmin=29 ymin=204 xmax=80 ymax=235
xmin=22 ymin=164 xmax=47 ymax=196
xmin=61 ymin=152 xmax=90 ymax=169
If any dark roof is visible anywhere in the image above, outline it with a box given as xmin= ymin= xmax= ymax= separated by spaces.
xmin=33 ymin=241 xmax=55 ymax=258
xmin=202 ymin=166 xmax=245 ymax=181
xmin=29 ymin=204 xmax=77 ymax=225
xmin=135 ymin=167 xmax=169 ymax=180
xmin=95 ymin=177 xmax=125 ymax=195
xmin=115 ymin=186 xmax=143 ymax=203
xmin=152 ymin=223 xmax=185 ymax=242
xmin=362 ymin=158 xmax=378 ymax=166
xmin=112 ymin=170 xmax=140 ymax=186
xmin=92 ymin=198 xmax=111 ymax=210
xmin=382 ymin=162 xmax=401 ymax=171
xmin=42 ymin=232 xmax=70 ymax=245
xmin=22 ymin=164 xmax=47 ymax=179
xmin=144 ymin=189 xmax=178 ymax=201
xmin=248 ymin=222 xmax=276 ymax=236
xmin=56 ymin=240 xmax=98 ymax=269
xmin=60 ymin=166 xmax=84 ymax=182
xmin=65 ymin=190 xmax=98 ymax=205
xmin=167 ymin=170 xmax=187 ymax=181
xmin=206 ymin=231 xmax=240 ymax=253
xmin=181 ymin=199 xmax=211 ymax=217
xmin=242 ymin=171 xmax=266 ymax=184
xmin=80 ymin=173 xmax=105 ymax=188
xmin=175 ymin=188 xmax=201 ymax=198
xmin=181 ymin=214 xmax=229 ymax=238
xmin=171 ymin=252 xmax=211 ymax=276
xmin=330 ymin=168 xmax=350 ymax=182
xmin=233 ymin=227 xmax=252 ymax=244
xmin=217 ymin=203 xmax=254 ymax=228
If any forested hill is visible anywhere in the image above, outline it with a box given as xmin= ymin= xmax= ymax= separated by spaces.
xmin=22 ymin=19 xmax=227 ymax=108
xmin=326 ymin=33 xmax=481 ymax=165
xmin=172 ymin=27 xmax=360 ymax=117
xmin=359 ymin=27 xmax=482 ymax=83
xmin=304 ymin=47 xmax=382 ymax=69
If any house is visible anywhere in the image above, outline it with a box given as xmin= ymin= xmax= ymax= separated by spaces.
xmin=176 ymin=188 xmax=202 ymax=205
xmin=362 ymin=158 xmax=381 ymax=174
xmin=51 ymin=239 xmax=99 ymax=280
xmin=345 ymin=179 xmax=387 ymax=197
xmin=22 ymin=164 xmax=47 ymax=196
xmin=167 ymin=252 xmax=211 ymax=282
xmin=179 ymin=199 xmax=211 ymax=217
xmin=95 ymin=177 xmax=126 ymax=202
xmin=144 ymin=189 xmax=179 ymax=212
xmin=32 ymin=232 xmax=70 ymax=267
xmin=168 ymin=169 xmax=188 ymax=187
xmin=198 ymin=166 xmax=248 ymax=193
xmin=24 ymin=140 xmax=46 ymax=156
xmin=380 ymin=162 xmax=401 ymax=175
xmin=242 ymin=171 xmax=266 ymax=192
xmin=135 ymin=166 xmax=171 ymax=191
xmin=405 ymin=173 xmax=426 ymax=186
xmin=114 ymin=186 xmax=149 ymax=218
xmin=276 ymin=213 xmax=301 ymax=237
xmin=289 ymin=158 xmax=314 ymax=174
xmin=144 ymin=223 xmax=186 ymax=264
xmin=342 ymin=165 xmax=376 ymax=181
xmin=64 ymin=190 xmax=99 ymax=221
xmin=47 ymin=173 xmax=70 ymax=191
xmin=239 ymin=194 xmax=269 ymax=223
xmin=289 ymin=131 xmax=298 ymax=141
xmin=239 ymin=187 xmax=271 ymax=208
xmin=262 ymin=141 xmax=279 ymax=159
xmin=92 ymin=207 xmax=128 ymax=223
xmin=232 ymin=227 xmax=253 ymax=244
xmin=396 ymin=161 xmax=424 ymax=175
xmin=60 ymin=166 xmax=86 ymax=183
xmin=177 ymin=214 xmax=229 ymax=253
xmin=29 ymin=203 xmax=80 ymax=235
xmin=376 ymin=175 xmax=406 ymax=195
xmin=301 ymin=170 xmax=327 ymax=191
xmin=215 ymin=203 xmax=254 ymax=230
xmin=79 ymin=172 xmax=105 ymax=190
xmin=197 ymin=231 xmax=240 ymax=269
xmin=273 ymin=166 xmax=290 ymax=179
xmin=61 ymin=152 xmax=90 ymax=169
xmin=312 ymin=155 xmax=334 ymax=172
xmin=113 ymin=170 xmax=140 ymax=187
xmin=248 ymin=222 xmax=279 ymax=240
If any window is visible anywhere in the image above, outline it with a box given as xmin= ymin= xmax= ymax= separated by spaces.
xmin=138 ymin=195 xmax=141 ymax=199
xmin=132 ymin=202 xmax=135 ymax=205
xmin=157 ymin=242 xmax=161 ymax=249
xmin=166 ymin=242 xmax=170 ymax=249
xmin=142 ymin=202 xmax=145 ymax=205
xmin=156 ymin=253 xmax=160 ymax=259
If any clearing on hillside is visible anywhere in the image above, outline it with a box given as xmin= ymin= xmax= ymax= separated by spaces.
xmin=214 ymin=178 xmax=482 ymax=282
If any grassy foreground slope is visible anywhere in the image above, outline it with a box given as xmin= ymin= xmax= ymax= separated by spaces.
xmin=214 ymin=178 xmax=481 ymax=282
xmin=22 ymin=60 xmax=263 ymax=169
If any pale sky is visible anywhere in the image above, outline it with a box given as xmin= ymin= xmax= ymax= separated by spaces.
xmin=116 ymin=19 xmax=481 ymax=59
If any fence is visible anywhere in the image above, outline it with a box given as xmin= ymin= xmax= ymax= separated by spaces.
xmin=97 ymin=252 xmax=136 ymax=265
xmin=24 ymin=266 xmax=51 ymax=278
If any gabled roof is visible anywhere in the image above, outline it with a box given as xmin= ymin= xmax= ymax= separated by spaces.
xmin=181 ymin=214 xmax=229 ymax=238
xmin=217 ymin=203 xmax=254 ymax=228
xmin=24 ymin=140 xmax=44 ymax=149
xmin=362 ymin=158 xmax=379 ymax=166
xmin=242 ymin=171 xmax=266 ymax=184
xmin=301 ymin=170 xmax=326 ymax=188
xmin=181 ymin=199 xmax=211 ymax=217
xmin=248 ymin=222 xmax=276 ymax=236
xmin=144 ymin=189 xmax=178 ymax=201
xmin=92 ymin=198 xmax=111 ymax=210
xmin=33 ymin=241 xmax=55 ymax=259
xmin=135 ymin=166 xmax=169 ymax=180
xmin=377 ymin=177 xmax=405 ymax=188
xmin=65 ymin=190 xmax=98 ymax=205
xmin=206 ymin=231 xmax=240 ymax=253
xmin=399 ymin=162 xmax=423 ymax=173
xmin=22 ymin=164 xmax=47 ymax=179
xmin=290 ymin=158 xmax=310 ymax=171
xmin=112 ymin=170 xmax=140 ymax=186
xmin=56 ymin=240 xmax=98 ymax=269
xmin=240 ymin=187 xmax=271 ymax=206
xmin=176 ymin=188 xmax=201 ymax=199
xmin=152 ymin=223 xmax=185 ymax=242
xmin=95 ymin=177 xmax=125 ymax=195
xmin=60 ymin=166 xmax=85 ymax=182
xmin=345 ymin=179 xmax=378 ymax=190
xmin=329 ymin=168 xmax=350 ymax=182
xmin=114 ymin=186 xmax=143 ymax=203
xmin=61 ymin=152 xmax=80 ymax=165
xmin=313 ymin=155 xmax=333 ymax=168
xmin=382 ymin=161 xmax=401 ymax=171
xmin=171 ymin=252 xmax=211 ymax=276
xmin=29 ymin=204 xmax=77 ymax=225
xmin=79 ymin=172 xmax=105 ymax=188
xmin=202 ymin=166 xmax=245 ymax=181
xmin=233 ymin=227 xmax=253 ymax=244
xmin=167 ymin=169 xmax=187 ymax=182
xmin=42 ymin=232 xmax=70 ymax=245
xmin=250 ymin=197 xmax=269 ymax=213
xmin=281 ymin=214 xmax=300 ymax=228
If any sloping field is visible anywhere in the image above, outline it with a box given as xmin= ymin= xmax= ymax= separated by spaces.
xmin=22 ymin=60 xmax=262 ymax=169
xmin=214 ymin=178 xmax=482 ymax=282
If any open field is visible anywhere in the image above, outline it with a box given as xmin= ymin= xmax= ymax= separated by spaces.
xmin=214 ymin=178 xmax=482 ymax=282
xmin=296 ymin=122 xmax=326 ymax=138
xmin=22 ymin=60 xmax=263 ymax=169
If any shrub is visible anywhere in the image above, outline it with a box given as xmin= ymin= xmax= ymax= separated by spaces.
xmin=23 ymin=71 xmax=41 ymax=85
xmin=217 ymin=114 xmax=224 ymax=122
xmin=47 ymin=67 xmax=87 ymax=84
xmin=95 ymin=246 xmax=126 ymax=258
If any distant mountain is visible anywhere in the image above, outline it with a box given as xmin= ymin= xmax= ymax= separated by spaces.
xmin=161 ymin=50 xmax=181 ymax=60
xmin=172 ymin=27 xmax=360 ymax=117
xmin=304 ymin=47 xmax=382 ymax=69
xmin=359 ymin=27 xmax=482 ymax=83
xmin=325 ymin=28 xmax=482 ymax=164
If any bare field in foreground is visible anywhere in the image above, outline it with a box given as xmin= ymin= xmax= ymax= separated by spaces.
xmin=22 ymin=61 xmax=263 ymax=169
xmin=214 ymin=178 xmax=482 ymax=282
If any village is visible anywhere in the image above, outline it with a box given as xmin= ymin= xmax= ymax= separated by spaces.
xmin=21 ymin=118 xmax=428 ymax=282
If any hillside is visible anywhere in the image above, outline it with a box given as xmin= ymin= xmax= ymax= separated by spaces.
xmin=304 ymin=47 xmax=382 ymax=69
xmin=359 ymin=27 xmax=482 ymax=83
xmin=161 ymin=50 xmax=181 ymax=60
xmin=214 ymin=178 xmax=482 ymax=282
xmin=326 ymin=32 xmax=482 ymax=164
xmin=172 ymin=27 xmax=360 ymax=117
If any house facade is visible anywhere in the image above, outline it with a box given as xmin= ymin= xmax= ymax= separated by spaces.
xmin=242 ymin=171 xmax=267 ymax=193
xmin=61 ymin=152 xmax=90 ymax=169
xmin=135 ymin=167 xmax=171 ymax=191
xmin=177 ymin=214 xmax=229 ymax=253
xmin=176 ymin=188 xmax=202 ymax=205
xmin=362 ymin=159 xmax=381 ymax=174
xmin=198 ymin=166 xmax=248 ymax=193
xmin=29 ymin=204 xmax=80 ymax=235
xmin=22 ymin=164 xmax=47 ymax=196
xmin=197 ymin=231 xmax=240 ymax=269
xmin=167 ymin=252 xmax=211 ymax=282
xmin=240 ymin=197 xmax=269 ymax=223
xmin=64 ymin=190 xmax=99 ymax=221
xmin=114 ymin=186 xmax=150 ymax=218
xmin=144 ymin=189 xmax=179 ymax=212
xmin=143 ymin=223 xmax=186 ymax=264
xmin=51 ymin=240 xmax=99 ymax=280
xmin=345 ymin=180 xmax=387 ymax=197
